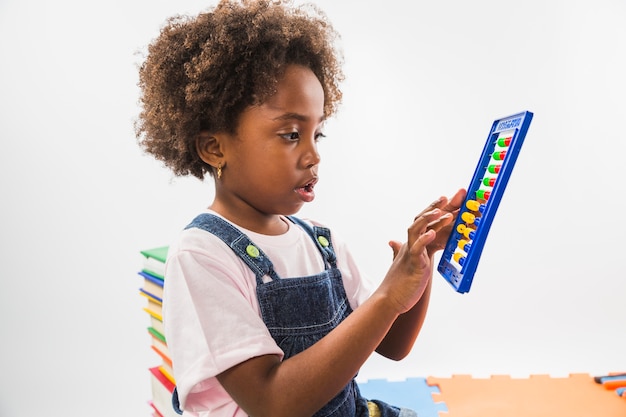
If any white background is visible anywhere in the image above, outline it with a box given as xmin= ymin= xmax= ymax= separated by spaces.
xmin=1 ymin=0 xmax=625 ymax=416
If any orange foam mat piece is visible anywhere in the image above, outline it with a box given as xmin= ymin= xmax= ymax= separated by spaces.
xmin=427 ymin=373 xmax=626 ymax=417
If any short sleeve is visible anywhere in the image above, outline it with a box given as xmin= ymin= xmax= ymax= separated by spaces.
xmin=162 ymin=229 xmax=284 ymax=411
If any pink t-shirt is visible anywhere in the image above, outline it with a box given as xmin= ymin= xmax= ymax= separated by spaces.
xmin=163 ymin=211 xmax=373 ymax=416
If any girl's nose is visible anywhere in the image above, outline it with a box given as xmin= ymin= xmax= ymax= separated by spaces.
xmin=302 ymin=137 xmax=321 ymax=168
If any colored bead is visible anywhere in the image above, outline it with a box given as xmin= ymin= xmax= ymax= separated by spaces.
xmin=493 ymin=151 xmax=507 ymax=161
xmin=317 ymin=235 xmax=329 ymax=247
xmin=461 ymin=227 xmax=475 ymax=240
xmin=497 ymin=136 xmax=512 ymax=147
xmin=482 ymin=177 xmax=496 ymax=187
xmin=461 ymin=212 xmax=476 ymax=224
xmin=476 ymin=189 xmax=491 ymax=201
xmin=246 ymin=244 xmax=260 ymax=258
xmin=453 ymin=252 xmax=466 ymax=266
xmin=488 ymin=164 xmax=501 ymax=174
xmin=458 ymin=239 xmax=471 ymax=252
xmin=465 ymin=200 xmax=482 ymax=212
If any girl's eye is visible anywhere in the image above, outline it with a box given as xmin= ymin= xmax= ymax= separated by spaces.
xmin=281 ymin=132 xmax=300 ymax=141
xmin=279 ymin=131 xmax=326 ymax=142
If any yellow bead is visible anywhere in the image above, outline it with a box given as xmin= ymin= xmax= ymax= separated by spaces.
xmin=461 ymin=212 xmax=476 ymax=224
xmin=466 ymin=200 xmax=480 ymax=211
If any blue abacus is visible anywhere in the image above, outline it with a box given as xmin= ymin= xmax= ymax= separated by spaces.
xmin=437 ymin=111 xmax=533 ymax=293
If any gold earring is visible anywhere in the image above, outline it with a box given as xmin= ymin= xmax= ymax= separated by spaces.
xmin=217 ymin=163 xmax=222 ymax=179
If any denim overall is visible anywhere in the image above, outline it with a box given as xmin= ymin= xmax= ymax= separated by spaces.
xmin=172 ymin=213 xmax=415 ymax=417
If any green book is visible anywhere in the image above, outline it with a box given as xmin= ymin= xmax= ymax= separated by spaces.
xmin=140 ymin=246 xmax=169 ymax=279
xmin=148 ymin=326 xmax=166 ymax=343
xmin=140 ymin=246 xmax=169 ymax=263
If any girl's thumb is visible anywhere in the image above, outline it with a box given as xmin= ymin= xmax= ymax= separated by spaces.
xmin=388 ymin=240 xmax=402 ymax=260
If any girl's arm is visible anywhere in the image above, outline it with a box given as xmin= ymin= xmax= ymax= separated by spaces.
xmin=216 ymin=203 xmax=452 ymax=417
xmin=376 ymin=189 xmax=466 ymax=360
xmin=375 ymin=276 xmax=432 ymax=360
xmin=218 ymin=291 xmax=402 ymax=417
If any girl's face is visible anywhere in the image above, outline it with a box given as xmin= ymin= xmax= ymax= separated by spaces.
xmin=213 ymin=64 xmax=326 ymax=232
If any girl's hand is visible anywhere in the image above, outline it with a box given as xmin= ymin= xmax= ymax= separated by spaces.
xmin=384 ymin=190 xmax=466 ymax=314
xmin=424 ymin=189 xmax=466 ymax=256
xmin=389 ymin=189 xmax=466 ymax=259
xmin=381 ymin=207 xmax=445 ymax=315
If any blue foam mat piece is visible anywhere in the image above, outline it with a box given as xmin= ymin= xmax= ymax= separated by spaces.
xmin=358 ymin=377 xmax=447 ymax=417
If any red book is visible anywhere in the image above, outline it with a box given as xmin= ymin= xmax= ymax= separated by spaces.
xmin=149 ymin=367 xmax=178 ymax=417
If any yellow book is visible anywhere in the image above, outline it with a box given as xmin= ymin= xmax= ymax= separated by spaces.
xmin=159 ymin=365 xmax=176 ymax=385
xmin=143 ymin=306 xmax=163 ymax=323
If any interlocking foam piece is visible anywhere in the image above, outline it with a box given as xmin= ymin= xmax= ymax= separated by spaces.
xmin=427 ymin=373 xmax=626 ymax=417
xmin=358 ymin=377 xmax=447 ymax=417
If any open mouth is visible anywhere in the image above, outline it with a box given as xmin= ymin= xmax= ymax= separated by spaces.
xmin=295 ymin=178 xmax=318 ymax=202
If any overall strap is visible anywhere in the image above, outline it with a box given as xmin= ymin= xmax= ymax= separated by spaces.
xmin=185 ymin=213 xmax=280 ymax=283
xmin=286 ymin=216 xmax=337 ymax=269
xmin=172 ymin=214 xmax=280 ymax=415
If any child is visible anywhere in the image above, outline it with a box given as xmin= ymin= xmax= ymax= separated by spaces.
xmin=135 ymin=1 xmax=465 ymax=416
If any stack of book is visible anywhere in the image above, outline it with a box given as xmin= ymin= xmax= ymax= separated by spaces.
xmin=139 ymin=246 xmax=177 ymax=417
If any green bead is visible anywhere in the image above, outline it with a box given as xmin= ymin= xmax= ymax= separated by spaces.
xmin=317 ymin=236 xmax=329 ymax=247
xmin=246 ymin=244 xmax=260 ymax=258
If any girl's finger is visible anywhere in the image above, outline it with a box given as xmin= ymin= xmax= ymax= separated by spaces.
xmin=408 ymin=228 xmax=436 ymax=257
xmin=408 ymin=208 xmax=443 ymax=244
xmin=426 ymin=212 xmax=453 ymax=232
xmin=441 ymin=189 xmax=466 ymax=212
xmin=414 ymin=196 xmax=448 ymax=220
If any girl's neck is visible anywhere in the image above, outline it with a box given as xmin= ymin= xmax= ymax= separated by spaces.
xmin=209 ymin=202 xmax=289 ymax=236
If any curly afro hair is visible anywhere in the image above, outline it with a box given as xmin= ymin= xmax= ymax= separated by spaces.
xmin=135 ymin=0 xmax=344 ymax=180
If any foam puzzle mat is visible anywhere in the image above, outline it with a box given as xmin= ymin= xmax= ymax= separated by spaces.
xmin=358 ymin=373 xmax=626 ymax=417
xmin=358 ymin=378 xmax=447 ymax=417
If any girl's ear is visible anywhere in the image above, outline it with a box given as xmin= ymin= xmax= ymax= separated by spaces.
xmin=196 ymin=131 xmax=224 ymax=168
